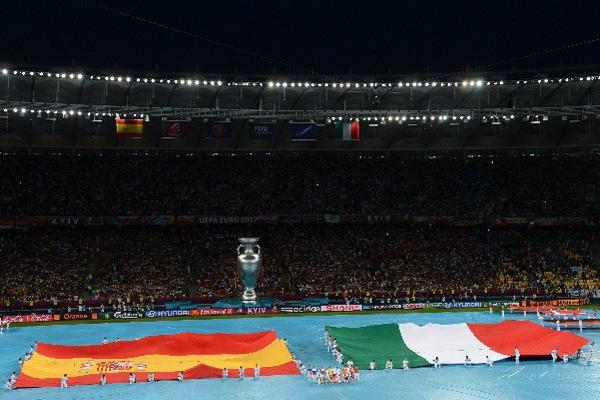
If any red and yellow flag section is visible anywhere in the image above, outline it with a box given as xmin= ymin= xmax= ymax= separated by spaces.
xmin=16 ymin=331 xmax=298 ymax=388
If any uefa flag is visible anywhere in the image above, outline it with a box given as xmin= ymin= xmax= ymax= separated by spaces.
xmin=16 ymin=331 xmax=298 ymax=388
xmin=115 ymin=119 xmax=144 ymax=137
xmin=291 ymin=122 xmax=317 ymax=141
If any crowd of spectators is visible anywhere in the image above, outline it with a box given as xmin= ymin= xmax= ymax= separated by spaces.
xmin=1 ymin=153 xmax=600 ymax=217
xmin=0 ymin=152 xmax=599 ymax=310
xmin=0 ymin=225 xmax=597 ymax=309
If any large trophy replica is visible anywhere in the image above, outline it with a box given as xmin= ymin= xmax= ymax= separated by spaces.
xmin=237 ymin=238 xmax=262 ymax=303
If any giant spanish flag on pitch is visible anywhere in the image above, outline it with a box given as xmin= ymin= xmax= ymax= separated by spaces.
xmin=326 ymin=321 xmax=588 ymax=369
xmin=15 ymin=331 xmax=298 ymax=388
xmin=116 ymin=118 xmax=144 ymax=137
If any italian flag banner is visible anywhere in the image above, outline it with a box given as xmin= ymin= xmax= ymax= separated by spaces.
xmin=326 ymin=321 xmax=588 ymax=369
xmin=333 ymin=121 xmax=360 ymax=141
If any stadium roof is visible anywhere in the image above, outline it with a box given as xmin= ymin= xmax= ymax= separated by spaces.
xmin=1 ymin=65 xmax=600 ymax=151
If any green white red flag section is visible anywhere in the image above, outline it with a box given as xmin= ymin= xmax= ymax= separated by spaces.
xmin=326 ymin=321 xmax=589 ymax=369
xmin=333 ymin=121 xmax=360 ymax=141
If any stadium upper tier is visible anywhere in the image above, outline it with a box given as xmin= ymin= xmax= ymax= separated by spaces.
xmin=1 ymin=66 xmax=600 ymax=150
xmin=1 ymin=152 xmax=600 ymax=218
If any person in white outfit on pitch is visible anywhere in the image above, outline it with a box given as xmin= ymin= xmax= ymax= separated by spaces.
xmin=385 ymin=359 xmax=393 ymax=370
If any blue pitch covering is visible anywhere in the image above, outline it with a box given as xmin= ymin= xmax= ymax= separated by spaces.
xmin=0 ymin=312 xmax=598 ymax=400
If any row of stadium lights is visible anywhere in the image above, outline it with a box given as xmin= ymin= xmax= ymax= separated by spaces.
xmin=2 ymin=68 xmax=600 ymax=89
xmin=1 ymin=108 xmax=147 ymax=119
xmin=3 ymin=107 xmax=551 ymax=124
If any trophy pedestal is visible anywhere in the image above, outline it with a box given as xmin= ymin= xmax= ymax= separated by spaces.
xmin=242 ymin=289 xmax=257 ymax=303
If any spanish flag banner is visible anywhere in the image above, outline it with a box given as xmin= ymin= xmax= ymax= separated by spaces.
xmin=15 ymin=331 xmax=298 ymax=388
xmin=115 ymin=118 xmax=144 ymax=137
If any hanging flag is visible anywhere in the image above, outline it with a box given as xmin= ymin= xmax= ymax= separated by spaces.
xmin=15 ymin=331 xmax=298 ymax=388
xmin=250 ymin=123 xmax=274 ymax=139
xmin=115 ymin=119 xmax=144 ymax=137
xmin=325 ymin=320 xmax=588 ymax=369
xmin=162 ymin=120 xmax=188 ymax=138
xmin=333 ymin=121 xmax=360 ymax=141
xmin=206 ymin=121 xmax=232 ymax=139
xmin=291 ymin=122 xmax=317 ymax=141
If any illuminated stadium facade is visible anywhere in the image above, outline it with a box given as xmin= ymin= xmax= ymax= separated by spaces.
xmin=1 ymin=65 xmax=600 ymax=151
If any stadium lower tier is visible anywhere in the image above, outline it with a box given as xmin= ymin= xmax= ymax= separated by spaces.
xmin=15 ymin=331 xmax=298 ymax=388
xmin=326 ymin=321 xmax=589 ymax=368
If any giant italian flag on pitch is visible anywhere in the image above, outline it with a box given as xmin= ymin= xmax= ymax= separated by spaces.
xmin=326 ymin=321 xmax=588 ymax=368
xmin=333 ymin=121 xmax=360 ymax=141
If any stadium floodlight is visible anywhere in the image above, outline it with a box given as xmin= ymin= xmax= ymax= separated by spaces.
xmin=136 ymin=78 xmax=141 ymax=82
xmin=282 ymin=82 xmax=288 ymax=87
xmin=20 ymin=108 xmax=26 ymax=114
xmin=544 ymin=79 xmax=549 ymax=83
xmin=210 ymin=81 xmax=215 ymax=86
xmin=1 ymin=68 xmax=6 ymax=75
xmin=469 ymin=80 xmax=475 ymax=86
xmin=499 ymin=81 xmax=504 ymax=85
xmin=12 ymin=108 xmax=17 ymax=113
xmin=77 ymin=73 xmax=83 ymax=79
xmin=109 ymin=76 xmax=115 ymax=81
xmin=476 ymin=80 xmax=483 ymax=87
xmin=69 ymin=73 xmax=75 ymax=79
xmin=398 ymin=82 xmax=403 ymax=87
xmin=61 ymin=73 xmax=66 ymax=78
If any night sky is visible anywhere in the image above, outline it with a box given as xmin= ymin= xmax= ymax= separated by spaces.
xmin=2 ymin=0 xmax=600 ymax=77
